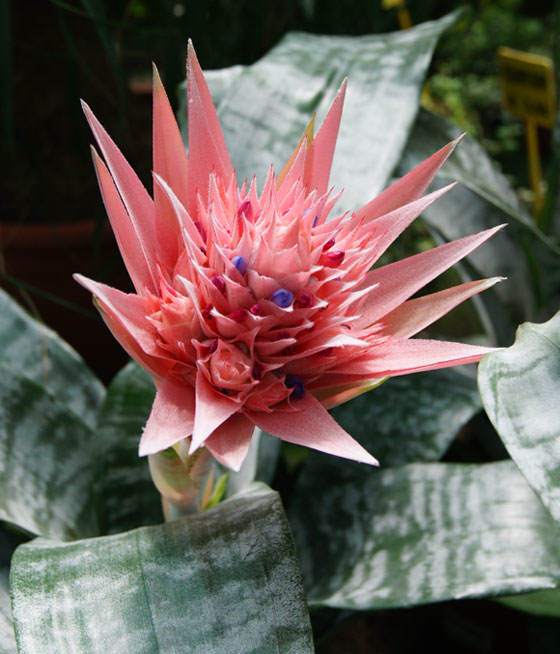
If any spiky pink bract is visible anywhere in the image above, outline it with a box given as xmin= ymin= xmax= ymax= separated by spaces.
xmin=76 ymin=42 xmax=502 ymax=471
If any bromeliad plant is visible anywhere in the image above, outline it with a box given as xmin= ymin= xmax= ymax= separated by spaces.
xmin=76 ymin=42 xmax=501 ymax=514
xmin=2 ymin=16 xmax=560 ymax=654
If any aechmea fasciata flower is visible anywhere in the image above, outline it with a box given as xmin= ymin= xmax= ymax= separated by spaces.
xmin=75 ymin=42 xmax=502 ymax=471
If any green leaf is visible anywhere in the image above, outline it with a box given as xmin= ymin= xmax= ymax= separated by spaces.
xmin=204 ymin=473 xmax=228 ymax=510
xmin=289 ymin=460 xmax=560 ymax=610
xmin=0 ymin=526 xmax=21 ymax=654
xmin=400 ymin=110 xmax=538 ymax=332
xmin=0 ymin=289 xmax=104 ymax=428
xmin=0 ymin=291 xmax=103 ymax=540
xmin=94 ymin=363 xmax=161 ymax=534
xmin=182 ymin=14 xmax=457 ymax=204
xmin=0 ymin=570 xmax=14 ymax=654
xmin=11 ymin=485 xmax=314 ymax=654
xmin=0 ymin=364 xmax=98 ymax=540
xmin=479 ymin=311 xmax=560 ymax=524
xmin=499 ymin=588 xmax=560 ymax=618
xmin=331 ymin=367 xmax=481 ymax=467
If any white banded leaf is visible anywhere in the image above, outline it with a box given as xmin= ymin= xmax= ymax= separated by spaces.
xmin=0 ymin=526 xmax=19 ymax=654
xmin=0 ymin=289 xmax=104 ymax=428
xmin=289 ymin=460 xmax=560 ymax=610
xmin=479 ymin=311 xmax=560 ymax=524
xmin=11 ymin=485 xmax=314 ymax=654
xmin=0 ymin=364 xmax=98 ymax=540
xmin=0 ymin=570 xmax=14 ymax=654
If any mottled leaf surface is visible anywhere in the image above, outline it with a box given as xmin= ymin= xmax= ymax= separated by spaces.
xmin=0 ymin=570 xmax=14 ymax=654
xmin=0 ymin=527 xmax=20 ymax=654
xmin=332 ymin=368 xmax=481 ymax=467
xmin=0 ymin=289 xmax=104 ymax=428
xmin=0 ymin=364 xmax=98 ymax=540
xmin=94 ymin=363 xmax=161 ymax=534
xmin=289 ymin=460 xmax=560 ymax=610
xmin=182 ymin=15 xmax=456 ymax=206
xmin=11 ymin=485 xmax=314 ymax=654
xmin=479 ymin=311 xmax=560 ymax=524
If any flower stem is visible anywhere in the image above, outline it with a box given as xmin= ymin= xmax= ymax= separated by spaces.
xmin=148 ymin=444 xmax=215 ymax=521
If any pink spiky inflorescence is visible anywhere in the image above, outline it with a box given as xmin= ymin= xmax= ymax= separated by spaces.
xmin=75 ymin=42 xmax=503 ymax=471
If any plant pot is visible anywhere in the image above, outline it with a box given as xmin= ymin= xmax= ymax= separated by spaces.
xmin=0 ymin=219 xmax=129 ymax=383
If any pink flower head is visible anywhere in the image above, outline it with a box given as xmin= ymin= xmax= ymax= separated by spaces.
xmin=76 ymin=43 xmax=502 ymax=471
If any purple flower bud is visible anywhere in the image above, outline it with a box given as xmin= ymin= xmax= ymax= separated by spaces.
xmin=285 ymin=374 xmax=305 ymax=399
xmin=270 ymin=288 xmax=294 ymax=308
xmin=232 ymin=255 xmax=248 ymax=275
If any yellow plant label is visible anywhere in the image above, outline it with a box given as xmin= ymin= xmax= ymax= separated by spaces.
xmin=498 ymin=46 xmax=557 ymax=128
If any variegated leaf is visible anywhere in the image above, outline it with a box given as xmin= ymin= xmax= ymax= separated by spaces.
xmin=0 ymin=364 xmax=98 ymax=540
xmin=11 ymin=485 xmax=313 ymax=654
xmin=290 ymin=460 xmax=560 ymax=610
xmin=0 ymin=526 xmax=19 ymax=654
xmin=332 ymin=367 xmax=481 ymax=466
xmin=479 ymin=311 xmax=560 ymax=524
xmin=0 ymin=288 xmax=104 ymax=428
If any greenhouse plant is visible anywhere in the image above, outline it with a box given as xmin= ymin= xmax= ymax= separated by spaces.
xmin=1 ymin=3 xmax=559 ymax=653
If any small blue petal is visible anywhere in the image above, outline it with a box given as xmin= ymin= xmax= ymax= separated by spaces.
xmin=270 ymin=288 xmax=294 ymax=308
xmin=232 ymin=255 xmax=248 ymax=275
xmin=312 ymin=215 xmax=319 ymax=227
xmin=291 ymin=385 xmax=305 ymax=399
xmin=285 ymin=374 xmax=305 ymax=399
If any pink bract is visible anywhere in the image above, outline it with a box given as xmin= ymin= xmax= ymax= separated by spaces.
xmin=76 ymin=42 xmax=503 ymax=471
